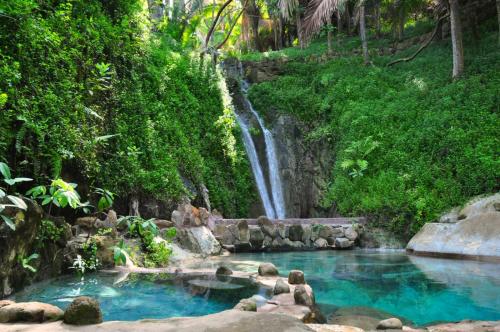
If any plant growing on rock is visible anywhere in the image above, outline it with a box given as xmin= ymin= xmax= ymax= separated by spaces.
xmin=18 ymin=253 xmax=39 ymax=273
xmin=0 ymin=162 xmax=32 ymax=230
xmin=111 ymin=239 xmax=129 ymax=266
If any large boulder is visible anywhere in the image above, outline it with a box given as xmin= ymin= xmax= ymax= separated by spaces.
xmin=175 ymin=226 xmax=221 ymax=256
xmin=216 ymin=266 xmax=233 ymax=276
xmin=335 ymin=238 xmax=354 ymax=249
xmin=0 ymin=302 xmax=64 ymax=323
xmin=258 ymin=262 xmax=279 ymax=276
xmin=314 ymin=238 xmax=329 ymax=249
xmin=64 ymin=296 xmax=102 ymax=325
xmin=237 ymin=220 xmax=250 ymax=243
xmin=407 ymin=193 xmax=500 ymax=259
xmin=257 ymin=216 xmax=275 ymax=238
xmin=344 ymin=227 xmax=358 ymax=241
xmin=234 ymin=298 xmax=257 ymax=312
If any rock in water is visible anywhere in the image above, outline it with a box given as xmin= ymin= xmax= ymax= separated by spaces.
xmin=258 ymin=262 xmax=279 ymax=276
xmin=216 ymin=266 xmax=233 ymax=276
xmin=288 ymin=270 xmax=305 ymax=284
xmin=274 ymin=279 xmax=291 ymax=295
xmin=0 ymin=302 xmax=64 ymax=323
xmin=288 ymin=224 xmax=304 ymax=241
xmin=294 ymin=285 xmax=315 ymax=306
xmin=335 ymin=237 xmax=354 ymax=249
xmin=64 ymin=296 xmax=103 ymax=325
xmin=376 ymin=318 xmax=403 ymax=329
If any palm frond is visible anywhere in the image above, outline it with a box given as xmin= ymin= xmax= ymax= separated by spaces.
xmin=279 ymin=0 xmax=299 ymax=21
xmin=303 ymin=0 xmax=345 ymax=40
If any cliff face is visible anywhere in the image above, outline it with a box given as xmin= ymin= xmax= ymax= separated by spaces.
xmin=225 ymin=59 xmax=336 ymax=218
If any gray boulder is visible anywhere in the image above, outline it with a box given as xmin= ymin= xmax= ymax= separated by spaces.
xmin=335 ymin=237 xmax=354 ymax=249
xmin=344 ymin=227 xmax=358 ymax=241
xmin=294 ymin=285 xmax=315 ymax=306
xmin=273 ymin=279 xmax=290 ymax=295
xmin=376 ymin=318 xmax=403 ymax=329
xmin=258 ymin=262 xmax=279 ymax=276
xmin=257 ymin=216 xmax=275 ymax=238
xmin=216 ymin=266 xmax=233 ymax=276
xmin=314 ymin=238 xmax=329 ymax=249
xmin=249 ymin=226 xmax=265 ymax=248
xmin=288 ymin=270 xmax=305 ymax=284
xmin=318 ymin=225 xmax=334 ymax=239
xmin=234 ymin=298 xmax=257 ymax=311
xmin=64 ymin=297 xmax=102 ymax=325
xmin=0 ymin=302 xmax=64 ymax=323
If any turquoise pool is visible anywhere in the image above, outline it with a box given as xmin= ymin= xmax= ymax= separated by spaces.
xmin=223 ymin=250 xmax=500 ymax=325
xmin=10 ymin=273 xmax=264 ymax=321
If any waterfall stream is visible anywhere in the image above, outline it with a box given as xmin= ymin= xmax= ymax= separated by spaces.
xmin=234 ymin=75 xmax=286 ymax=219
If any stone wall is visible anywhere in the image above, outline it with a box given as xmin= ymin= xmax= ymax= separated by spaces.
xmin=213 ymin=216 xmax=363 ymax=252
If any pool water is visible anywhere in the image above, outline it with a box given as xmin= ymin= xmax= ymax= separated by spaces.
xmin=221 ymin=251 xmax=500 ymax=325
xmin=10 ymin=272 xmax=264 ymax=321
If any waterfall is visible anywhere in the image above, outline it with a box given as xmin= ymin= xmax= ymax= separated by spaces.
xmin=234 ymin=112 xmax=277 ymax=218
xmin=229 ymin=63 xmax=285 ymax=219
xmin=240 ymin=81 xmax=286 ymax=219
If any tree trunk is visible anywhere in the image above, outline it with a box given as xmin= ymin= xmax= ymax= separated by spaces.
xmin=296 ymin=11 xmax=304 ymax=49
xmin=497 ymin=0 xmax=500 ymax=45
xmin=398 ymin=5 xmax=405 ymax=41
xmin=327 ymin=14 xmax=333 ymax=54
xmin=375 ymin=1 xmax=381 ymax=39
xmin=336 ymin=9 xmax=342 ymax=34
xmin=129 ymin=195 xmax=140 ymax=217
xmin=449 ymin=0 xmax=464 ymax=79
xmin=359 ymin=3 xmax=369 ymax=65
xmin=346 ymin=4 xmax=351 ymax=35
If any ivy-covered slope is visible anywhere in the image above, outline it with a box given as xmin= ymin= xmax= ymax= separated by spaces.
xmin=248 ymin=23 xmax=499 ymax=235
xmin=0 ymin=0 xmax=255 ymax=217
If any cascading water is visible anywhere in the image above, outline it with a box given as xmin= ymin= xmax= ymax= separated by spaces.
xmin=230 ymin=62 xmax=286 ymax=219
xmin=234 ymin=112 xmax=276 ymax=218
xmin=240 ymin=81 xmax=286 ymax=219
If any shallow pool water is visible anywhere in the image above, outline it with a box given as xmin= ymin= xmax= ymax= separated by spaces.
xmin=10 ymin=272 xmax=263 ymax=321
xmin=217 ymin=250 xmax=500 ymax=325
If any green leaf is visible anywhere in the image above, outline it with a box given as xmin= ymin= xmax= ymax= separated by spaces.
xmin=4 ymin=177 xmax=32 ymax=185
xmin=0 ymin=188 xmax=5 ymax=198
xmin=24 ymin=264 xmax=37 ymax=273
xmin=94 ymin=134 xmax=118 ymax=143
xmin=1 ymin=214 xmax=16 ymax=230
xmin=0 ymin=162 xmax=11 ymax=179
xmin=7 ymin=195 xmax=27 ymax=210
xmin=41 ymin=197 xmax=52 ymax=205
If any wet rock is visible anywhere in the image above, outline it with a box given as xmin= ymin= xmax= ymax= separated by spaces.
xmin=258 ymin=262 xmax=279 ymax=276
xmin=377 ymin=318 xmax=403 ymax=330
xmin=272 ymin=237 xmax=285 ymax=248
xmin=0 ymin=302 xmax=64 ymax=323
xmin=215 ymin=266 xmax=233 ymax=276
xmin=249 ymin=226 xmax=265 ymax=248
xmin=344 ymin=227 xmax=358 ymax=241
xmin=64 ymin=296 xmax=102 ymax=325
xmin=234 ymin=298 xmax=257 ymax=311
xmin=289 ymin=224 xmax=304 ymax=241
xmin=335 ymin=237 xmax=354 ymax=249
xmin=175 ymin=226 xmax=221 ymax=255
xmin=262 ymin=235 xmax=273 ymax=248
xmin=288 ymin=270 xmax=305 ymax=284
xmin=274 ymin=279 xmax=290 ymax=295
xmin=314 ymin=238 xmax=329 ymax=249
xmin=294 ymin=285 xmax=315 ymax=306
xmin=257 ymin=216 xmax=275 ymax=237
xmin=282 ymin=238 xmax=305 ymax=250
xmin=237 ymin=220 xmax=250 ymax=243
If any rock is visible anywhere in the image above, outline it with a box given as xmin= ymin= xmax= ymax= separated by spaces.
xmin=199 ymin=207 xmax=210 ymax=226
xmin=314 ymin=238 xmax=329 ymax=249
xmin=64 ymin=297 xmax=102 ymax=325
xmin=319 ymin=225 xmax=334 ymax=239
xmin=332 ymin=227 xmax=344 ymax=237
xmin=273 ymin=279 xmax=290 ymax=295
xmin=213 ymin=224 xmax=235 ymax=245
xmin=237 ymin=220 xmax=250 ymax=243
xmin=288 ymin=270 xmax=305 ymax=284
xmin=282 ymin=238 xmax=305 ymax=250
xmin=307 ymin=324 xmax=365 ymax=332
xmin=407 ymin=193 xmax=500 ymax=259
xmin=302 ymin=225 xmax=312 ymax=245
xmin=257 ymin=216 xmax=275 ymax=237
xmin=75 ymin=216 xmax=95 ymax=228
xmin=215 ymin=266 xmax=233 ymax=276
xmin=288 ymin=224 xmax=304 ymax=241
xmin=377 ymin=318 xmax=403 ymax=330
xmin=258 ymin=262 xmax=279 ymax=276
xmin=262 ymin=235 xmax=273 ymax=248
xmin=154 ymin=219 xmax=174 ymax=229
xmin=294 ymin=285 xmax=315 ymax=306
xmin=171 ymin=210 xmax=184 ymax=227
xmin=0 ymin=300 xmax=14 ymax=308
xmin=234 ymin=298 xmax=257 ymax=311
xmin=335 ymin=238 xmax=354 ymax=249
xmin=249 ymin=226 xmax=265 ymax=248
xmin=0 ymin=302 xmax=64 ymax=323
xmin=272 ymin=237 xmax=285 ymax=248
xmin=175 ymin=226 xmax=221 ymax=255
xmin=276 ymin=223 xmax=288 ymax=238
xmin=102 ymin=210 xmax=118 ymax=229
xmin=92 ymin=235 xmax=116 ymax=267
xmin=344 ymin=227 xmax=358 ymax=241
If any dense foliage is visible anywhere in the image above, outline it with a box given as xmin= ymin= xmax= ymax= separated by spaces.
xmin=0 ymin=0 xmax=255 ymax=217
xmin=248 ymin=23 xmax=499 ymax=235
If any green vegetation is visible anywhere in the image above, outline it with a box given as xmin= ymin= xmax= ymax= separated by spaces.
xmin=18 ymin=253 xmax=39 ymax=273
xmin=0 ymin=0 xmax=254 ymax=218
xmin=248 ymin=26 xmax=499 ymax=235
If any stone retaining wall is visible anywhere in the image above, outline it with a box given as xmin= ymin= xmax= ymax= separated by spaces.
xmin=213 ymin=216 xmax=363 ymax=252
